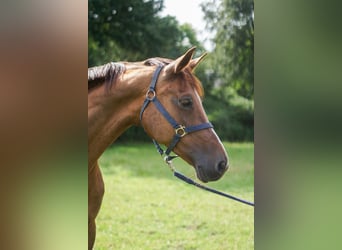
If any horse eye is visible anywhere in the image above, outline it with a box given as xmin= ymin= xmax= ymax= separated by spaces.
xmin=179 ymin=98 xmax=193 ymax=108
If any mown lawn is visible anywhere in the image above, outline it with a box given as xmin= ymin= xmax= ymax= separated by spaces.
xmin=94 ymin=142 xmax=254 ymax=250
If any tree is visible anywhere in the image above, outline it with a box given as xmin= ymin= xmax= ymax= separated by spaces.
xmin=197 ymin=0 xmax=254 ymax=141
xmin=89 ymin=0 xmax=165 ymax=65
xmin=201 ymin=0 xmax=254 ymax=99
xmin=88 ymin=0 xmax=205 ymax=66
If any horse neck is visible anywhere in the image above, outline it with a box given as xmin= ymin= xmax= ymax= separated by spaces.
xmin=88 ymin=70 xmax=149 ymax=167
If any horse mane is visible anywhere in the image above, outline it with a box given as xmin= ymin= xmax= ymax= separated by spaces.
xmin=88 ymin=62 xmax=126 ymax=92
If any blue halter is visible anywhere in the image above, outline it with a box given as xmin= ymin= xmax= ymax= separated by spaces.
xmin=140 ymin=66 xmax=213 ymax=161
xmin=140 ymin=66 xmax=255 ymax=207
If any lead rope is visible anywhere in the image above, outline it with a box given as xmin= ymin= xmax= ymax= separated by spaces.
xmin=153 ymin=143 xmax=254 ymax=207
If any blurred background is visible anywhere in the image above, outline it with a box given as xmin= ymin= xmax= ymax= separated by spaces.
xmin=88 ymin=0 xmax=254 ymax=142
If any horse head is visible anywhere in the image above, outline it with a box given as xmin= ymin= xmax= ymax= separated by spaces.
xmin=140 ymin=47 xmax=229 ymax=182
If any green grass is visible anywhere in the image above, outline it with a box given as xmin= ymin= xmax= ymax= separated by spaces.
xmin=95 ymin=142 xmax=254 ymax=250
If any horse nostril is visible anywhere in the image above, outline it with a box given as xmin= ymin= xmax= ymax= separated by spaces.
xmin=216 ymin=161 xmax=228 ymax=174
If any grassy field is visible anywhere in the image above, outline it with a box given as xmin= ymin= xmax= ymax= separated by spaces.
xmin=95 ymin=142 xmax=254 ymax=250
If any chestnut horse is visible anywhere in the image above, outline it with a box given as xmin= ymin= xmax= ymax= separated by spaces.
xmin=88 ymin=47 xmax=229 ymax=249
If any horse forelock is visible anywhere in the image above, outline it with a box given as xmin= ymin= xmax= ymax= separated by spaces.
xmin=143 ymin=57 xmax=172 ymax=67
xmin=182 ymin=69 xmax=204 ymax=98
xmin=88 ymin=62 xmax=126 ymax=92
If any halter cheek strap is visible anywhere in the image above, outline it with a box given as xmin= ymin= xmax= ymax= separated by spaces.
xmin=140 ymin=66 xmax=213 ymax=161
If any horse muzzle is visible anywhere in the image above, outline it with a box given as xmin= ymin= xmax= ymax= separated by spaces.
xmin=195 ymin=158 xmax=229 ymax=183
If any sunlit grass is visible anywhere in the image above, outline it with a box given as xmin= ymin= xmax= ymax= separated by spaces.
xmin=95 ymin=142 xmax=254 ymax=250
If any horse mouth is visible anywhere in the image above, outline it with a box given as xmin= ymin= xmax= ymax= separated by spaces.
xmin=195 ymin=165 xmax=222 ymax=183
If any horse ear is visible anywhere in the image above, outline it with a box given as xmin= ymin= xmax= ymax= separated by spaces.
xmin=164 ymin=47 xmax=197 ymax=75
xmin=190 ymin=52 xmax=207 ymax=71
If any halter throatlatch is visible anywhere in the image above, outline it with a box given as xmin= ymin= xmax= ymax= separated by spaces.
xmin=140 ymin=66 xmax=254 ymax=207
xmin=140 ymin=65 xmax=213 ymax=162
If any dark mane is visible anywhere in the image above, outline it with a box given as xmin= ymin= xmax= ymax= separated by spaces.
xmin=88 ymin=62 xmax=126 ymax=92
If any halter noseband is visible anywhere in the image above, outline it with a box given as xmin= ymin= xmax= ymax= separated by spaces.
xmin=140 ymin=65 xmax=213 ymax=161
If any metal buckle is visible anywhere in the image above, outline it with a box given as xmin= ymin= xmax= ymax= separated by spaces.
xmin=146 ymin=89 xmax=156 ymax=101
xmin=175 ymin=125 xmax=187 ymax=137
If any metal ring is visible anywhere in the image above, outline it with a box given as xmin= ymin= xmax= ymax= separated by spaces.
xmin=175 ymin=125 xmax=187 ymax=137
xmin=146 ymin=89 xmax=156 ymax=101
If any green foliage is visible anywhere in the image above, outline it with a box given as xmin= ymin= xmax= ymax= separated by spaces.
xmin=88 ymin=0 xmax=204 ymax=66
xmin=201 ymin=0 xmax=254 ymax=99
xmin=197 ymin=0 xmax=254 ymax=141
xmin=89 ymin=0 xmax=164 ymax=65
xmin=95 ymin=142 xmax=254 ymax=249
xmin=206 ymin=86 xmax=254 ymax=141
